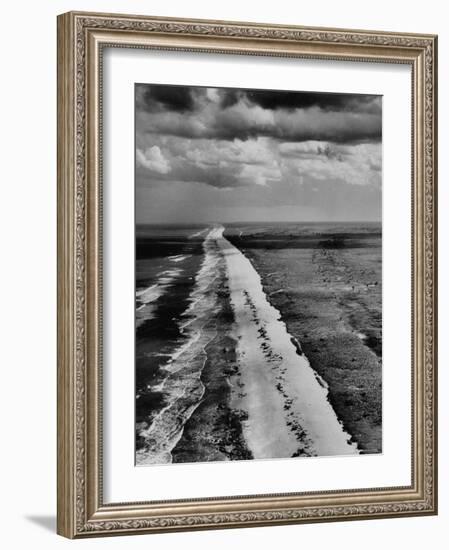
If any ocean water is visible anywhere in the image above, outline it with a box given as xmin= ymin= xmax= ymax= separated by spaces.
xmin=135 ymin=222 xmax=382 ymax=464
xmin=135 ymin=225 xmax=220 ymax=462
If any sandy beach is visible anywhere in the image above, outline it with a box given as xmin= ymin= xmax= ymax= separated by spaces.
xmin=227 ymin=223 xmax=382 ymax=454
xmin=217 ymin=228 xmax=357 ymax=458
xmin=136 ymin=223 xmax=381 ymax=464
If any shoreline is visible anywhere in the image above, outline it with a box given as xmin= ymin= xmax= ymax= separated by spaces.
xmin=137 ymin=223 xmax=382 ymax=464
xmin=136 ymin=229 xmax=222 ymax=465
xmin=171 ymin=258 xmax=252 ymax=463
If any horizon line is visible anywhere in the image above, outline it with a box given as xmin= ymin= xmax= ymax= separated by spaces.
xmin=136 ymin=220 xmax=382 ymax=225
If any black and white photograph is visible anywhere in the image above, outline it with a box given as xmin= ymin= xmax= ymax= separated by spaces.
xmin=134 ymin=83 xmax=382 ymax=466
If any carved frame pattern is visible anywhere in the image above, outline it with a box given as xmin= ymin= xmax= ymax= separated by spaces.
xmin=57 ymin=11 xmax=437 ymax=538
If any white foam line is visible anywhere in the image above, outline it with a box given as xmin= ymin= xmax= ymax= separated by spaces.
xmin=216 ymin=226 xmax=358 ymax=459
xmin=136 ymin=227 xmax=221 ymax=465
xmin=136 ymin=269 xmax=183 ymax=327
xmin=190 ymin=228 xmax=208 ymax=239
xmin=169 ymin=254 xmax=190 ymax=263
xmin=136 ymin=284 xmax=162 ymax=304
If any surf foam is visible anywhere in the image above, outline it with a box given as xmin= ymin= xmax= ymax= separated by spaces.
xmin=136 ymin=268 xmax=183 ymax=327
xmin=136 ymin=228 xmax=223 ymax=465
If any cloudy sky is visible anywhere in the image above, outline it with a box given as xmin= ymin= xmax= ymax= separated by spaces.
xmin=135 ymin=83 xmax=382 ymax=224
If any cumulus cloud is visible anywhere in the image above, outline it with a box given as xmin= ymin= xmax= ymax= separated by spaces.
xmin=135 ymin=83 xmax=382 ymax=221
xmin=137 ymin=132 xmax=380 ymax=190
xmin=136 ymin=135 xmax=285 ymax=189
xmin=279 ymin=141 xmax=381 ymax=187
xmin=136 ymin=146 xmax=171 ymax=174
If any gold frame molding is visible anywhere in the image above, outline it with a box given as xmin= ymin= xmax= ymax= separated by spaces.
xmin=57 ymin=11 xmax=438 ymax=539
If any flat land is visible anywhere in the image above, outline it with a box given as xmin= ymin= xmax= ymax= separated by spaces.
xmin=229 ymin=233 xmax=382 ymax=454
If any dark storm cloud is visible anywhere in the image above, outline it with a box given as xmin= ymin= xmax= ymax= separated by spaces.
xmin=138 ymin=108 xmax=381 ymax=144
xmin=138 ymin=84 xmax=380 ymax=115
xmin=244 ymin=90 xmax=381 ymax=114
xmin=138 ymin=84 xmax=195 ymax=113
xmin=218 ymin=89 xmax=242 ymax=108
xmin=136 ymin=83 xmax=382 ymax=145
xmin=135 ymin=84 xmax=382 ymax=223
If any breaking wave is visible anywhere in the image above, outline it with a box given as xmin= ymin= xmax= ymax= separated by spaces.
xmin=136 ymin=228 xmax=223 ymax=465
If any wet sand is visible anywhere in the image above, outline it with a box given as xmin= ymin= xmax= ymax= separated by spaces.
xmin=172 ymin=276 xmax=252 ymax=463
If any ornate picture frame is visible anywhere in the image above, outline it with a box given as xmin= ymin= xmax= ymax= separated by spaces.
xmin=57 ymin=11 xmax=437 ymax=538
